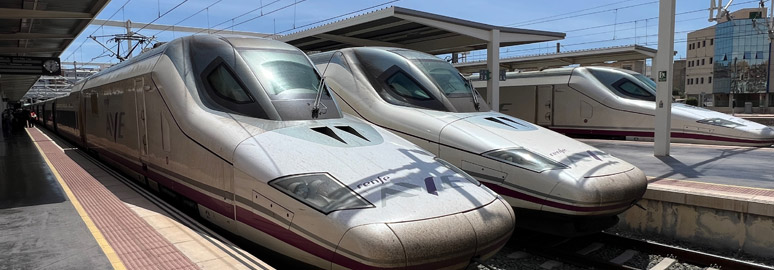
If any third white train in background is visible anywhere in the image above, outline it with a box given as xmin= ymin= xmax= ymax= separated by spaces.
xmin=471 ymin=67 xmax=774 ymax=147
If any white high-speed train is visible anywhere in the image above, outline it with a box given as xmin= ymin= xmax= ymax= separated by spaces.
xmin=32 ymin=36 xmax=515 ymax=269
xmin=310 ymin=47 xmax=648 ymax=236
xmin=471 ymin=67 xmax=774 ymax=147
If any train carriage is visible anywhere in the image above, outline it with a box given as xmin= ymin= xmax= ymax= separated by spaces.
xmin=36 ymin=35 xmax=515 ymax=269
xmin=471 ymin=67 xmax=774 ymax=147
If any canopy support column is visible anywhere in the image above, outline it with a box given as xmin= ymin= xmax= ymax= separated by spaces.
xmin=487 ymin=29 xmax=501 ymax=112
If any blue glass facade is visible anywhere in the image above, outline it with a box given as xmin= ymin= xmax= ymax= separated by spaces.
xmin=713 ymin=19 xmax=770 ymax=94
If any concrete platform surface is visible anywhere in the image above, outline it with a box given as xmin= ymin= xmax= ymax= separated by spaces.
xmin=1 ymin=127 xmax=111 ymax=269
xmin=1 ymin=126 xmax=274 ymax=270
xmin=582 ymin=139 xmax=774 ymax=189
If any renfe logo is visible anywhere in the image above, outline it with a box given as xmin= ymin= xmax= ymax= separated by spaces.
xmin=106 ymin=112 xmax=126 ymax=142
xmin=355 ymin=175 xmax=467 ymax=206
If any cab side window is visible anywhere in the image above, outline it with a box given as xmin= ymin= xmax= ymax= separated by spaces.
xmin=206 ymin=64 xmax=253 ymax=103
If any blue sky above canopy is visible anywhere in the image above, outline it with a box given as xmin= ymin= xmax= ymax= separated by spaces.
xmin=61 ymin=0 xmax=766 ymax=65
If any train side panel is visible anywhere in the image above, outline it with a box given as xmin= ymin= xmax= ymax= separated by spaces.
xmin=55 ymin=92 xmax=81 ymax=143
xmin=142 ymin=69 xmax=235 ymax=231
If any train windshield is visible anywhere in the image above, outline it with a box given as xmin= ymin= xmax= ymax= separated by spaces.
xmin=241 ymin=49 xmax=322 ymax=98
xmin=588 ymin=68 xmax=656 ymax=101
xmin=353 ymin=48 xmax=487 ymax=112
xmin=392 ymin=49 xmax=488 ymax=112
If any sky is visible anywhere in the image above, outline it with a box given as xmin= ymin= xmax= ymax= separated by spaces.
xmin=60 ymin=0 xmax=770 ymax=66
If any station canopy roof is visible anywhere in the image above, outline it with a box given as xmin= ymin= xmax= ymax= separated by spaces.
xmin=278 ymin=6 xmax=565 ymax=55
xmin=454 ymin=45 xmax=658 ymax=73
xmin=0 ymin=0 xmax=109 ymax=101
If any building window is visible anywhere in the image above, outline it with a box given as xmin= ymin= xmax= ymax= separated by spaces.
xmin=756 ymin=51 xmax=764 ymax=59
xmin=710 ymin=39 xmax=714 ymax=45
xmin=744 ymin=51 xmax=751 ymax=59
xmin=701 ymin=77 xmax=704 ymax=84
xmin=710 ymin=57 xmax=713 ymax=64
xmin=703 ymin=40 xmax=706 ymax=47
xmin=708 ymin=77 xmax=712 ymax=84
xmin=702 ymin=58 xmax=705 ymax=65
xmin=688 ymin=78 xmax=693 ymax=85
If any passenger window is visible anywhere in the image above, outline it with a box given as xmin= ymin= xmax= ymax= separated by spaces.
xmin=385 ymin=71 xmax=431 ymax=100
xmin=207 ymin=64 xmax=253 ymax=103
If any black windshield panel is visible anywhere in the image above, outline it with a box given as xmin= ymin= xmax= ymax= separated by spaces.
xmin=207 ymin=64 xmax=254 ymax=103
xmin=613 ymin=79 xmax=656 ymax=101
xmin=392 ymin=50 xmax=488 ymax=112
xmin=589 ymin=68 xmax=656 ymax=101
xmin=354 ymin=49 xmax=447 ymax=111
xmin=385 ymin=70 xmax=433 ymax=100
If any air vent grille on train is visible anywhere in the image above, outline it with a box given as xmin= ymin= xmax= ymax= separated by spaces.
xmin=335 ymin=126 xmax=370 ymax=142
xmin=311 ymin=127 xmax=346 ymax=144
xmin=497 ymin=117 xmax=527 ymax=127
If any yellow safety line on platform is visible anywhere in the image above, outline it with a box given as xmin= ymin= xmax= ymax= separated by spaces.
xmin=648 ymin=176 xmax=774 ymax=192
xmin=25 ymin=128 xmax=127 ymax=270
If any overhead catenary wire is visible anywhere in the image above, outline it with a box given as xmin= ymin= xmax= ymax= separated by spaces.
xmin=64 ymin=0 xmax=133 ymax=62
xmin=150 ymin=0 xmax=226 ymax=37
xmin=512 ymin=0 xmax=658 ymax=28
xmin=464 ymin=29 xmax=773 ymax=62
xmin=204 ymin=0 xmax=309 ymax=35
xmin=506 ymin=0 xmax=644 ymax=27
xmin=464 ymin=0 xmax=763 ymax=61
xmin=135 ymin=0 xmax=191 ymax=32
xmin=205 ymin=0 xmax=281 ymax=32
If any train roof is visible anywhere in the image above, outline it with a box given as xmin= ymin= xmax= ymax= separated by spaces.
xmin=77 ymin=35 xmax=293 ymax=90
xmin=498 ymin=66 xmax=641 ymax=80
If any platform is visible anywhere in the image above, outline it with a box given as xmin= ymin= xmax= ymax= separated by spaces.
xmin=582 ymin=139 xmax=774 ymax=189
xmin=584 ymin=139 xmax=774 ymax=258
xmin=0 ymin=125 xmax=273 ymax=270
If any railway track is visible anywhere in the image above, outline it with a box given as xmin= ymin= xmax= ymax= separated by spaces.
xmin=508 ymin=231 xmax=774 ymax=270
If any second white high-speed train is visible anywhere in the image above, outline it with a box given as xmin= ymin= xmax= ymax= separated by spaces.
xmin=310 ymin=47 xmax=648 ymax=236
xmin=471 ymin=67 xmax=774 ymax=147
xmin=32 ymin=36 xmax=514 ymax=269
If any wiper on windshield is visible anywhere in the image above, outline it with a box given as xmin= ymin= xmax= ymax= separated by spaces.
xmin=461 ymin=73 xmax=480 ymax=111
xmin=312 ymin=77 xmax=327 ymax=118
xmin=312 ymin=51 xmax=344 ymax=118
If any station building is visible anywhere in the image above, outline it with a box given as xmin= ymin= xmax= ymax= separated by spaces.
xmin=685 ymin=8 xmax=773 ymax=111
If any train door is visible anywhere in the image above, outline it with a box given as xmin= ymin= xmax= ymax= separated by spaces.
xmin=134 ymin=77 xmax=149 ymax=162
xmin=536 ymin=85 xmax=554 ymax=126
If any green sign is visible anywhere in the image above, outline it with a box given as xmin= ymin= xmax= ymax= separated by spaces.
xmin=658 ymin=71 xmax=667 ymax=82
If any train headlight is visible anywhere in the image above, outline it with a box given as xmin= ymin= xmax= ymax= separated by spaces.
xmin=484 ymin=148 xmax=568 ymax=173
xmin=697 ymin=118 xmax=745 ymax=128
xmin=270 ymin=173 xmax=373 ymax=214
xmin=435 ymin=157 xmax=481 ymax=186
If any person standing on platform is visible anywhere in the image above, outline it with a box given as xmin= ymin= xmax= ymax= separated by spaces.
xmin=1 ymin=110 xmax=9 ymax=136
xmin=28 ymin=110 xmax=36 ymax=128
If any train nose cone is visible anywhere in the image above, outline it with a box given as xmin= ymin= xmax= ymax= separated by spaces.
xmin=549 ymin=167 xmax=647 ymax=215
xmin=334 ymin=199 xmax=514 ymax=269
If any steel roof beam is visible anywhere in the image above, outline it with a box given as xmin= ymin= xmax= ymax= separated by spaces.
xmin=0 ymin=47 xmax=62 ymax=54
xmin=315 ymin=33 xmax=402 ymax=48
xmin=0 ymin=8 xmax=92 ymax=19
xmin=0 ymin=33 xmax=75 ymax=40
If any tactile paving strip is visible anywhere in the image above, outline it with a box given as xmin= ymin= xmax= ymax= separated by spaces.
xmin=28 ymin=128 xmax=199 ymax=270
